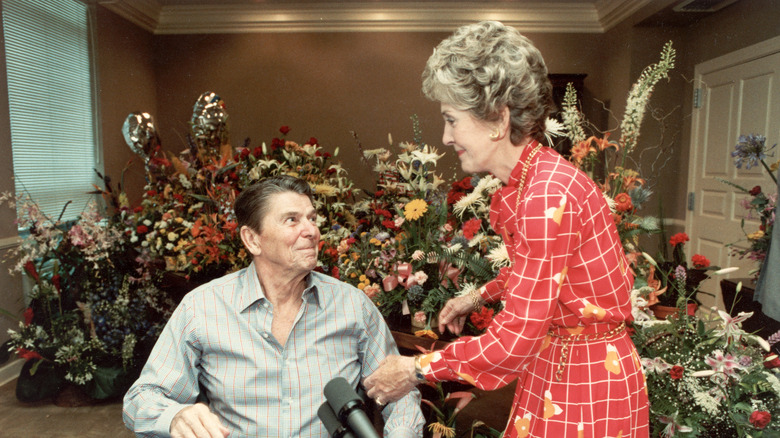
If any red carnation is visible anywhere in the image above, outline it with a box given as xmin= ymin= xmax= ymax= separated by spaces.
xmin=279 ymin=126 xmax=290 ymax=135
xmin=137 ymin=225 xmax=149 ymax=234
xmin=309 ymin=137 xmax=318 ymax=146
xmin=133 ymin=206 xmax=144 ymax=213
xmin=447 ymin=190 xmax=465 ymax=206
xmin=691 ymin=254 xmax=710 ymax=268
xmin=669 ymin=233 xmax=689 ymax=247
xmin=469 ymin=306 xmax=495 ymax=331
xmin=669 ymin=365 xmax=684 ymax=380
xmin=749 ymin=410 xmax=771 ymax=429
xmin=749 ymin=185 xmax=763 ymax=196
xmin=462 ymin=218 xmax=482 ymax=240
xmin=381 ymin=220 xmax=397 ymax=230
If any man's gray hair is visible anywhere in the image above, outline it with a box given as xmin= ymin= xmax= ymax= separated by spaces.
xmin=235 ymin=175 xmax=314 ymax=232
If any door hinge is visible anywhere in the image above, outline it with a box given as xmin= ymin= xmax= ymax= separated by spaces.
xmin=688 ymin=192 xmax=695 ymax=211
xmin=693 ymin=88 xmax=703 ymax=109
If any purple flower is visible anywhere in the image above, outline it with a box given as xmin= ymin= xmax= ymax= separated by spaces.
xmin=674 ymin=265 xmax=687 ymax=283
xmin=731 ymin=134 xmax=776 ymax=169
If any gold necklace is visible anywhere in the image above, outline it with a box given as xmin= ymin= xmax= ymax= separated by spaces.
xmin=515 ymin=142 xmax=543 ymax=207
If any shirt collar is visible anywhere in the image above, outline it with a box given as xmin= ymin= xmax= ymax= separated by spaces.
xmin=239 ymin=262 xmax=323 ymax=312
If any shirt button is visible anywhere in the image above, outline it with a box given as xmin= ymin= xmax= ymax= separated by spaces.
xmin=262 ymin=333 xmax=269 ymax=338
xmin=263 ymin=302 xmax=269 ymax=308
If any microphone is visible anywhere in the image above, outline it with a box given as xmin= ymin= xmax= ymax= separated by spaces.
xmin=323 ymin=377 xmax=380 ymax=438
xmin=318 ymin=401 xmax=356 ymax=438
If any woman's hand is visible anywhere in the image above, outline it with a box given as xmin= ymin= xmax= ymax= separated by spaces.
xmin=438 ymin=294 xmax=476 ymax=335
xmin=363 ymin=355 xmax=417 ymax=405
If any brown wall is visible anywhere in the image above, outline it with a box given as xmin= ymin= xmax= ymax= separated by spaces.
xmin=96 ymin=6 xmax=158 ymax=204
xmin=148 ymin=30 xmax=606 ymax=195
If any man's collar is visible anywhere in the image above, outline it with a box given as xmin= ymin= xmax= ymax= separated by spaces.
xmin=239 ymin=262 xmax=322 ymax=312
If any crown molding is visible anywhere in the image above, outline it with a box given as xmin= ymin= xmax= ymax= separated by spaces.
xmin=99 ymin=1 xmax=646 ymax=34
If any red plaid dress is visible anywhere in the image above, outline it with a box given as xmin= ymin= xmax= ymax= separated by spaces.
xmin=420 ymin=142 xmax=649 ymax=437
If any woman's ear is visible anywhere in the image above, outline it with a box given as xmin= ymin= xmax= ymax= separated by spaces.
xmin=239 ymin=225 xmax=262 ymax=256
xmin=490 ymin=106 xmax=512 ymax=141
xmin=498 ymin=105 xmax=511 ymax=135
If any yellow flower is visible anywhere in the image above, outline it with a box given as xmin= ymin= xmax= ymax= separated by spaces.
xmin=404 ymin=199 xmax=428 ymax=221
xmin=428 ymin=422 xmax=455 ymax=438
xmin=414 ymin=329 xmax=439 ymax=340
xmin=370 ymin=238 xmax=381 ymax=246
xmin=748 ymin=230 xmax=765 ymax=240
xmin=313 ymin=184 xmax=338 ymax=196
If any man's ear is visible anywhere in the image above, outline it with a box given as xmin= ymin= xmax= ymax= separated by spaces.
xmin=239 ymin=225 xmax=262 ymax=256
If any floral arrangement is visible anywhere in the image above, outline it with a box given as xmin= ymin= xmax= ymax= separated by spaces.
xmin=128 ymin=125 xmax=359 ymax=283
xmin=335 ymin=118 xmax=504 ymax=338
xmin=2 ymin=191 xmax=168 ymax=401
xmin=720 ymin=134 xmax=778 ymax=279
xmin=631 ymin=294 xmax=780 ymax=437
xmin=560 ymin=42 xmax=676 ymax=259
xmin=638 ymin=232 xmax=721 ymax=313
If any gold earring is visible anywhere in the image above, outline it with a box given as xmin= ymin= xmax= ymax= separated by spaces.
xmin=489 ymin=129 xmax=499 ymax=140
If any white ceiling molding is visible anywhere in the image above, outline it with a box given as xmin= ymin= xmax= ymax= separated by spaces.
xmin=99 ymin=1 xmax=652 ymax=34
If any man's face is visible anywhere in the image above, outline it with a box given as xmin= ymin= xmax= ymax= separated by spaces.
xmin=255 ymin=191 xmax=320 ymax=276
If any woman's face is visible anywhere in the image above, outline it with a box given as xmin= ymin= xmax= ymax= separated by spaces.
xmin=440 ymin=103 xmax=497 ymax=174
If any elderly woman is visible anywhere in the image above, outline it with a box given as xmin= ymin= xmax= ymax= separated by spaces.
xmin=365 ymin=21 xmax=649 ymax=437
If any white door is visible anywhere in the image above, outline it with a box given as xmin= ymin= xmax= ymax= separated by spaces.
xmin=687 ymin=36 xmax=780 ymax=309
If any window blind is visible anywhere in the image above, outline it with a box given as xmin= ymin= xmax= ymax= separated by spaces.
xmin=2 ymin=0 xmax=99 ymax=223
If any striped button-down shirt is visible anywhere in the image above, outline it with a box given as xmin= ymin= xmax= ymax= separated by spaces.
xmin=123 ymin=263 xmax=424 ymax=437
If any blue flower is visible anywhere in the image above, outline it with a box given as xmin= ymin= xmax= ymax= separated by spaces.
xmin=731 ymin=134 xmax=775 ymax=169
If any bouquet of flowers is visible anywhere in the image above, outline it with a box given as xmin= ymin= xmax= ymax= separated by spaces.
xmin=2 ymin=192 xmax=168 ymax=401
xmin=632 ymin=297 xmax=780 ymax=437
xmin=719 ymin=134 xmax=778 ymax=279
xmin=126 ymin=124 xmax=359 ymax=284
xmin=559 ymin=42 xmax=675 ymax=254
xmin=336 ymin=119 xmax=504 ymax=337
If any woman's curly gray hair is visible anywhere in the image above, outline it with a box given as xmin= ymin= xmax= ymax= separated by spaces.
xmin=422 ymin=21 xmax=553 ymax=145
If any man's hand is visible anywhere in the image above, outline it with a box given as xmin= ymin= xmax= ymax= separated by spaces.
xmin=170 ymin=402 xmax=230 ymax=438
xmin=437 ymin=294 xmax=475 ymax=335
xmin=363 ymin=355 xmax=417 ymax=405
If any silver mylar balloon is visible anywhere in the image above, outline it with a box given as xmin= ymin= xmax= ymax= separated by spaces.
xmin=122 ymin=111 xmax=158 ymax=159
xmin=191 ymin=91 xmax=228 ymax=146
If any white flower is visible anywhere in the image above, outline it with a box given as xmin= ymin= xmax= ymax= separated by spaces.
xmin=487 ymin=243 xmax=511 ymax=269
xmin=167 ymin=232 xmax=178 ymax=242
xmin=641 ymin=252 xmax=658 ymax=267
xmin=713 ymin=267 xmax=740 ymax=275
xmin=143 ymin=219 xmax=152 ymax=226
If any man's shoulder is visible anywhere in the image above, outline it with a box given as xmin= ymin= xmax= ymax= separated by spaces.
xmin=179 ymin=268 xmax=247 ymax=305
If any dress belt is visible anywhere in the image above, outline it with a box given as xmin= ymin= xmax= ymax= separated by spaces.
xmin=546 ymin=322 xmax=626 ymax=382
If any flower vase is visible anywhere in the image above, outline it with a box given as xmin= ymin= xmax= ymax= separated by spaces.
xmin=650 ymin=302 xmax=698 ymax=319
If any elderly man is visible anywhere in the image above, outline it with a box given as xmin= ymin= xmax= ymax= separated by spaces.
xmin=123 ymin=175 xmax=424 ymax=437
